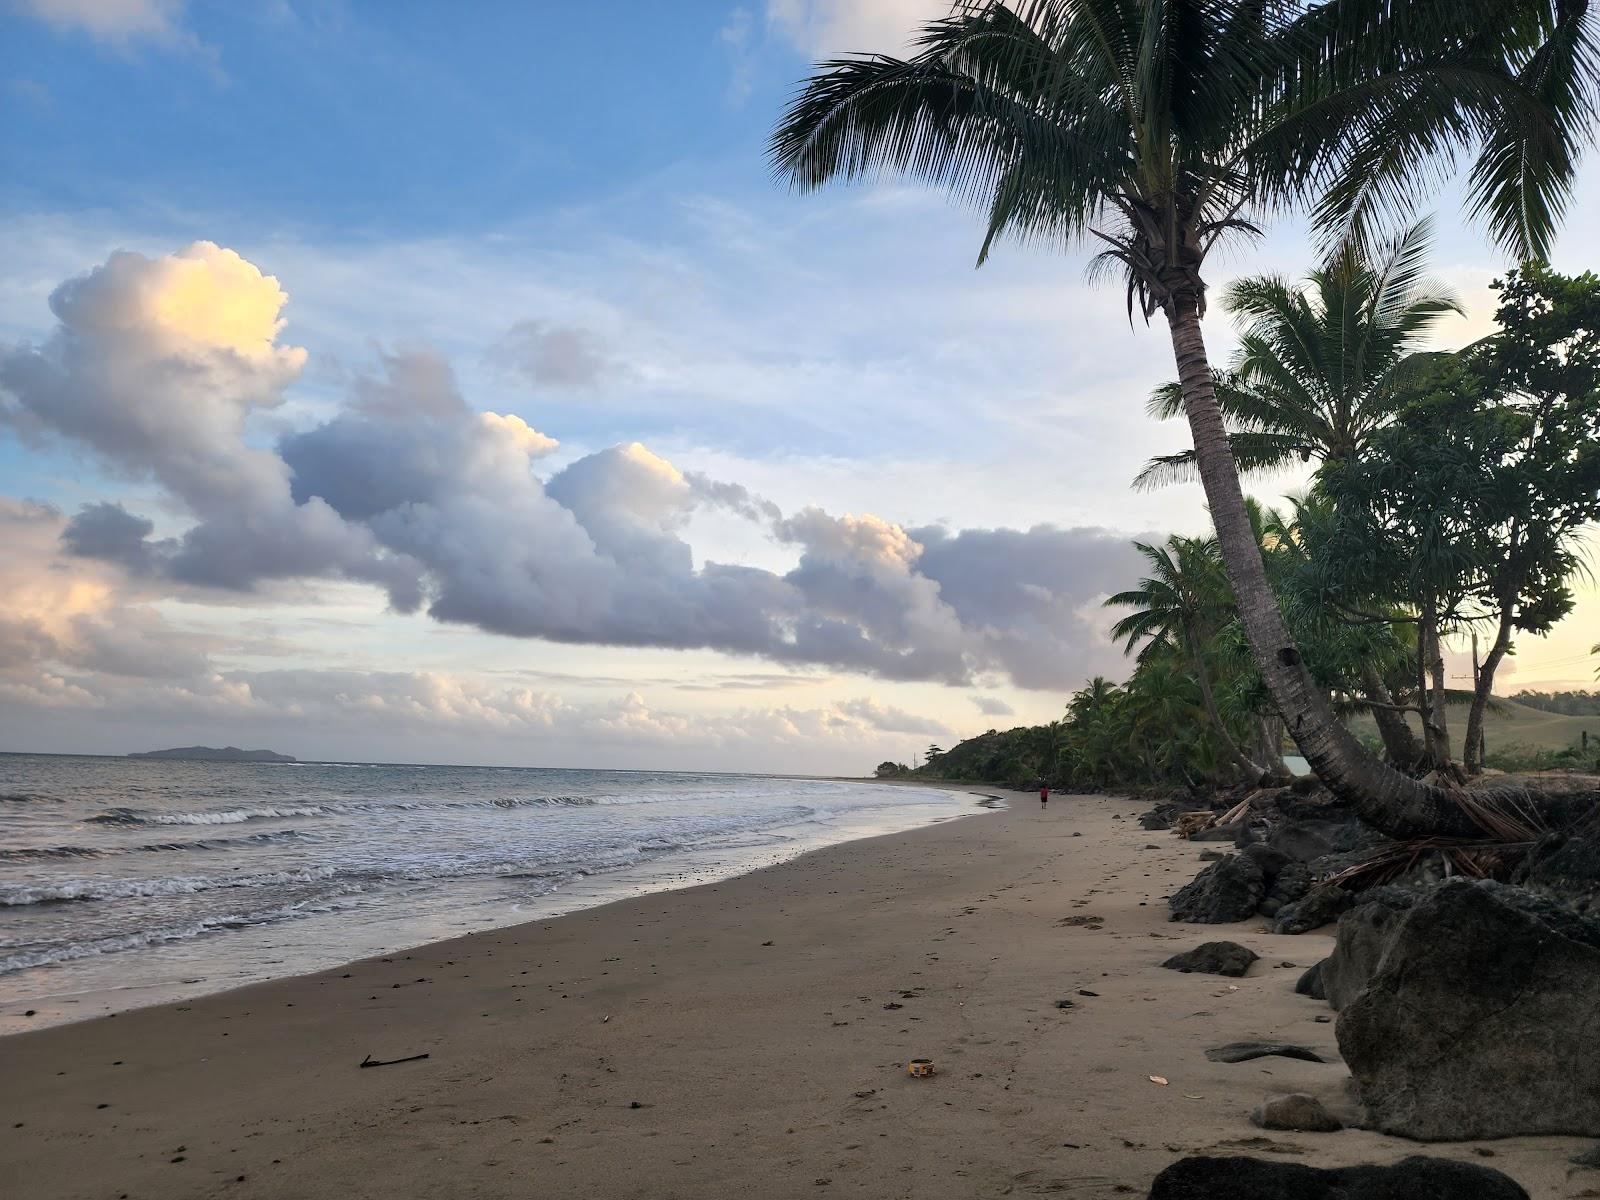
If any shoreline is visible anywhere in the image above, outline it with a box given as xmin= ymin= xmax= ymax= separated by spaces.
xmin=1 ymin=790 xmax=1583 ymax=1199
xmin=0 ymin=778 xmax=989 ymax=1035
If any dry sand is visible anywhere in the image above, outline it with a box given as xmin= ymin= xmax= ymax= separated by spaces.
xmin=1 ymin=789 xmax=1590 ymax=1199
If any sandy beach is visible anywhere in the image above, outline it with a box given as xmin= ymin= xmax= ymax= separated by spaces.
xmin=1 ymin=788 xmax=1587 ymax=1200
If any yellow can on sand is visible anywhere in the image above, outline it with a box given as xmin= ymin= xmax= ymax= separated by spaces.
xmin=907 ymin=1058 xmax=935 ymax=1077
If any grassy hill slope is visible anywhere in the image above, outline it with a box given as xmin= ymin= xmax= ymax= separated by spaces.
xmin=1347 ymin=696 xmax=1600 ymax=758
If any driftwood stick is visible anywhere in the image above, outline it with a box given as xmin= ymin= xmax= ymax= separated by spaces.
xmin=360 ymin=1052 xmax=430 ymax=1068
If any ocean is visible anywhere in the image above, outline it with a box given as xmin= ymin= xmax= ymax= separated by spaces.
xmin=0 ymin=753 xmax=988 ymax=1031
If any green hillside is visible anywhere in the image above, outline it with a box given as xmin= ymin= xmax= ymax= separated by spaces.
xmin=1347 ymin=696 xmax=1600 ymax=760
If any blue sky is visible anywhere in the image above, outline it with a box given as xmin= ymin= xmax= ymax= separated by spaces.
xmin=1 ymin=0 xmax=1596 ymax=769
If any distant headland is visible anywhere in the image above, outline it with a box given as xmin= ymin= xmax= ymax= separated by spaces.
xmin=127 ymin=746 xmax=297 ymax=763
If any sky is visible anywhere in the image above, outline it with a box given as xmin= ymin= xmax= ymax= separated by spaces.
xmin=1 ymin=0 xmax=1596 ymax=773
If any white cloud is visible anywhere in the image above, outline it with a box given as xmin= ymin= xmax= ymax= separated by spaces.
xmin=766 ymin=0 xmax=946 ymax=57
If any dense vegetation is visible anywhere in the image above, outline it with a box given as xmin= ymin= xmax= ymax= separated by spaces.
xmin=875 ymin=259 xmax=1600 ymax=793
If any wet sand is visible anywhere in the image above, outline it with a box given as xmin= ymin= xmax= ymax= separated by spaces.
xmin=0 ymin=790 xmax=1586 ymax=1199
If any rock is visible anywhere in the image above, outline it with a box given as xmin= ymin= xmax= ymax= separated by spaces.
xmin=1161 ymin=941 xmax=1259 ymax=977
xmin=1251 ymin=1093 xmax=1342 ymax=1132
xmin=1188 ymin=822 xmax=1249 ymax=843
xmin=1270 ymin=883 xmax=1353 ymax=934
xmin=1168 ymin=855 xmax=1266 ymax=924
xmin=1338 ymin=881 xmax=1600 ymax=1139
xmin=1140 ymin=804 xmax=1182 ymax=831
xmin=1147 ymin=1155 xmax=1529 ymax=1199
xmin=1267 ymin=817 xmax=1367 ymax=863
xmin=1205 ymin=1042 xmax=1323 ymax=1064
xmin=1294 ymin=959 xmax=1326 ymax=1000
xmin=1197 ymin=849 xmax=1224 ymax=862
xmin=1516 ymin=832 xmax=1600 ymax=916
xmin=1320 ymin=888 xmax=1418 ymax=1009
xmin=1261 ymin=860 xmax=1311 ymax=914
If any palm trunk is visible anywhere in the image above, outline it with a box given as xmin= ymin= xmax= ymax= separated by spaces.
xmin=1359 ymin=662 xmax=1422 ymax=769
xmin=1424 ymin=598 xmax=1453 ymax=766
xmin=1417 ymin=595 xmax=1450 ymax=769
xmin=1464 ymin=606 xmax=1514 ymax=774
xmin=1163 ymin=301 xmax=1479 ymax=839
xmin=1184 ymin=626 xmax=1267 ymax=783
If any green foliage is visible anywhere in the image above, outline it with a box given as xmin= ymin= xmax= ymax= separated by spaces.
xmin=1323 ymin=266 xmax=1600 ymax=640
xmin=1483 ymin=741 xmax=1600 ymax=774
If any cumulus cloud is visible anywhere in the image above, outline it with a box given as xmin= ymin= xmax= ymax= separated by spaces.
xmin=3 ymin=243 xmax=1143 ymax=692
xmin=972 ymin=695 xmax=1014 ymax=717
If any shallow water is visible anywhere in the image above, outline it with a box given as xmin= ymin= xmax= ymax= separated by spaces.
xmin=0 ymin=753 xmax=986 ymax=1030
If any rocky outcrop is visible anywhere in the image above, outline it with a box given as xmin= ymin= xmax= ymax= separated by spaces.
xmin=1168 ymin=853 xmax=1265 ymax=923
xmin=1160 ymin=941 xmax=1258 ymax=977
xmin=1147 ymin=1154 xmax=1528 ymax=1199
xmin=1337 ymin=881 xmax=1600 ymax=1140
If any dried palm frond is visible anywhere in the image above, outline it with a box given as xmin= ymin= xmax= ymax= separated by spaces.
xmin=1452 ymin=786 xmax=1551 ymax=842
xmin=1324 ymin=837 xmax=1537 ymax=891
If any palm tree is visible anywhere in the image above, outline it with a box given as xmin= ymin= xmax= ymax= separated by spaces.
xmin=771 ymin=0 xmax=1596 ymax=838
xmin=1134 ymin=221 xmax=1459 ymax=488
xmin=1107 ymin=535 xmax=1269 ymax=781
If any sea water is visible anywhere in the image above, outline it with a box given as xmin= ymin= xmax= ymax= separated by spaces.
xmin=0 ymin=754 xmax=987 ymax=1030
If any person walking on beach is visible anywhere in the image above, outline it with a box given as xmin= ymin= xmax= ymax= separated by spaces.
xmin=1039 ymin=782 xmax=1049 ymax=810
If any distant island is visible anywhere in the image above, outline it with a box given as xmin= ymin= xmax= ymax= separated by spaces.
xmin=127 ymin=746 xmax=297 ymax=763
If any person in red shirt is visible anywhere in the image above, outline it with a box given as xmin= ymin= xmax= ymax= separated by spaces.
xmin=1039 ymin=782 xmax=1049 ymax=809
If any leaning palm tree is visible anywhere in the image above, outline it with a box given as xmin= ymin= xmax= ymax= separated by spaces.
xmin=1107 ymin=535 xmax=1270 ymax=781
xmin=1135 ymin=220 xmax=1460 ymax=488
xmin=771 ymin=0 xmax=1597 ymax=838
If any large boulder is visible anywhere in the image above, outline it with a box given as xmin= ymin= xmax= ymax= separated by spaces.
xmin=1147 ymin=1155 xmax=1528 ymax=1199
xmin=1319 ymin=887 xmax=1418 ymax=1010
xmin=1338 ymin=881 xmax=1600 ymax=1139
xmin=1161 ymin=941 xmax=1258 ymax=977
xmin=1168 ymin=853 xmax=1265 ymax=923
